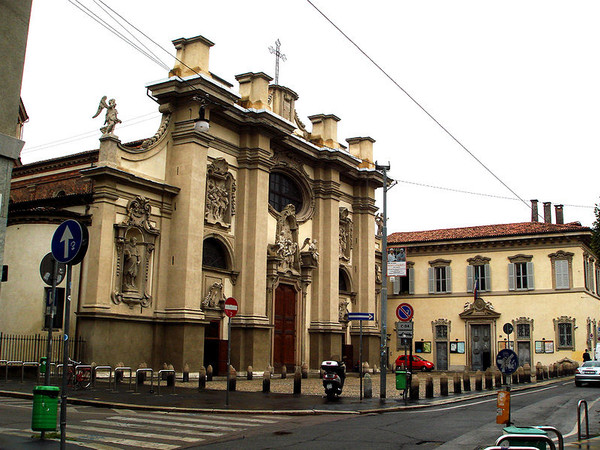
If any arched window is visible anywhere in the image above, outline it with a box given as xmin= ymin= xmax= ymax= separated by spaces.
xmin=339 ymin=268 xmax=350 ymax=293
xmin=269 ymin=172 xmax=303 ymax=213
xmin=202 ymin=238 xmax=228 ymax=269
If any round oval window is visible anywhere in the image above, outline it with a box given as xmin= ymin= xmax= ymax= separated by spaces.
xmin=268 ymin=172 xmax=303 ymax=213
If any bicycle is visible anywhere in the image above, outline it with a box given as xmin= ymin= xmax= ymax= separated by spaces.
xmin=66 ymin=359 xmax=92 ymax=390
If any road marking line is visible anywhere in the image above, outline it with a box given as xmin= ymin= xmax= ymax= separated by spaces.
xmin=149 ymin=411 xmax=280 ymax=424
xmin=105 ymin=416 xmax=258 ymax=430
xmin=111 ymin=412 xmax=275 ymax=426
xmin=65 ymin=431 xmax=180 ymax=449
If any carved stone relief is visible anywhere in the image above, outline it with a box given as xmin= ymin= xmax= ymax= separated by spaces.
xmin=205 ymin=158 xmax=236 ymax=228
xmin=112 ymin=196 xmax=160 ymax=308
xmin=267 ymin=204 xmax=300 ymax=275
xmin=202 ymin=278 xmax=226 ymax=311
xmin=339 ymin=299 xmax=349 ymax=323
xmin=339 ymin=207 xmax=353 ymax=261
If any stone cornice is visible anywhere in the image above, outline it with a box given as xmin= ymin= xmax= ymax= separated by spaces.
xmin=312 ymin=179 xmax=343 ymax=200
xmin=172 ymin=120 xmax=215 ymax=146
xmin=81 ymin=165 xmax=180 ymax=198
xmin=13 ymin=151 xmax=98 ymax=178
xmin=237 ymin=147 xmax=275 ymax=171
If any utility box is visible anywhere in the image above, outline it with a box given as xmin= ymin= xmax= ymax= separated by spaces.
xmin=395 ymin=370 xmax=409 ymax=390
xmin=502 ymin=426 xmax=549 ymax=450
xmin=31 ymin=386 xmax=59 ymax=432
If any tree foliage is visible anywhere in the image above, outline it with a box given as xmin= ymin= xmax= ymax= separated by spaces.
xmin=591 ymin=204 xmax=600 ymax=257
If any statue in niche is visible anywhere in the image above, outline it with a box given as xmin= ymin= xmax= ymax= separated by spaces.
xmin=92 ymin=96 xmax=121 ymax=135
xmin=300 ymin=238 xmax=319 ymax=264
xmin=339 ymin=299 xmax=349 ymax=322
xmin=202 ymin=281 xmax=225 ymax=310
xmin=375 ymin=213 xmax=384 ymax=237
xmin=205 ymin=158 xmax=236 ymax=227
xmin=339 ymin=207 xmax=353 ymax=261
xmin=123 ymin=237 xmax=141 ymax=292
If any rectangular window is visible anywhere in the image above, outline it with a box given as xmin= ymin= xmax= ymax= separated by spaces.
xmin=435 ymin=325 xmax=448 ymax=339
xmin=392 ymin=268 xmax=414 ymax=295
xmin=517 ymin=323 xmax=530 ymax=339
xmin=467 ymin=264 xmax=491 ymax=292
xmin=596 ymin=267 xmax=600 ymax=296
xmin=44 ymin=287 xmax=65 ymax=330
xmin=508 ymin=262 xmax=534 ymax=291
xmin=558 ymin=323 xmax=573 ymax=348
xmin=429 ymin=266 xmax=451 ymax=293
xmin=554 ymin=259 xmax=570 ymax=289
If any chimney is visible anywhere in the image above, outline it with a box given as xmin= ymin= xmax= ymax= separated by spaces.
xmin=170 ymin=35 xmax=214 ymax=78
xmin=531 ymin=199 xmax=539 ymax=222
xmin=236 ymin=72 xmax=272 ymax=110
xmin=555 ymin=204 xmax=564 ymax=224
xmin=346 ymin=137 xmax=376 ymax=169
xmin=543 ymin=202 xmax=552 ymax=224
xmin=308 ymin=114 xmax=341 ymax=149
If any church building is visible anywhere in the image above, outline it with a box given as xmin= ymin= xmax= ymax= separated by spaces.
xmin=1 ymin=35 xmax=384 ymax=375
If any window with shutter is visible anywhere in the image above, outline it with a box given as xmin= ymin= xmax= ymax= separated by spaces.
xmin=555 ymin=259 xmax=569 ymax=289
xmin=429 ymin=260 xmax=451 ymax=294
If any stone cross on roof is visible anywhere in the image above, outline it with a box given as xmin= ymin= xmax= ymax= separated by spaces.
xmin=268 ymin=39 xmax=286 ymax=85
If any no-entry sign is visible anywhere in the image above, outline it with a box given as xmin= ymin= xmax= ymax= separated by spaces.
xmin=224 ymin=297 xmax=238 ymax=318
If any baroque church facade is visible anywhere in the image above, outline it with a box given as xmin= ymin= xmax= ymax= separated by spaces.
xmin=2 ymin=35 xmax=384 ymax=374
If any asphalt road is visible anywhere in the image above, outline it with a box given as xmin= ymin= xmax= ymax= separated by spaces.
xmin=195 ymin=380 xmax=600 ymax=449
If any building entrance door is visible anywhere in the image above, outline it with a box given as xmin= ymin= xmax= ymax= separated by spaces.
xmin=436 ymin=341 xmax=448 ymax=371
xmin=274 ymin=284 xmax=296 ymax=373
xmin=471 ymin=324 xmax=492 ymax=371
xmin=517 ymin=341 xmax=531 ymax=367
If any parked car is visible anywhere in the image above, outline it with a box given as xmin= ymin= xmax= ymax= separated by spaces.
xmin=395 ymin=355 xmax=435 ymax=372
xmin=575 ymin=361 xmax=600 ymax=386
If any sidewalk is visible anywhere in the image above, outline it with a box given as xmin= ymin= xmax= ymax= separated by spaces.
xmin=0 ymin=372 xmax=574 ymax=415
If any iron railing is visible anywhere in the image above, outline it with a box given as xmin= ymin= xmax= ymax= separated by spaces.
xmin=0 ymin=332 xmax=85 ymax=364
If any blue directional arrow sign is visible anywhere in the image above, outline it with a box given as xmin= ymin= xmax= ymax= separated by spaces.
xmin=347 ymin=312 xmax=374 ymax=321
xmin=51 ymin=220 xmax=88 ymax=264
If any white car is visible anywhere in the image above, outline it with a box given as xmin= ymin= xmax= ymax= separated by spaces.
xmin=575 ymin=361 xmax=600 ymax=386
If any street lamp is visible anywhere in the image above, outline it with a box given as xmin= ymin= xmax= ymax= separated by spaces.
xmin=376 ymin=161 xmax=390 ymax=399
xmin=193 ymin=96 xmax=210 ymax=133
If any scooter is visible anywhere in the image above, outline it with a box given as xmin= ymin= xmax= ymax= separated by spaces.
xmin=321 ymin=360 xmax=345 ymax=400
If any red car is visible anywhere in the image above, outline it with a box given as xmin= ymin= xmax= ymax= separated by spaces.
xmin=395 ymin=355 xmax=435 ymax=371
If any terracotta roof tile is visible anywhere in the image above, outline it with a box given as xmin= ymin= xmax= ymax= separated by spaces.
xmin=388 ymin=221 xmax=589 ymax=244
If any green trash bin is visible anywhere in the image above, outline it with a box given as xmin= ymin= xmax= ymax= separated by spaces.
xmin=39 ymin=357 xmax=47 ymax=375
xmin=395 ymin=370 xmax=408 ymax=390
xmin=32 ymin=386 xmax=59 ymax=432
xmin=502 ymin=426 xmax=549 ymax=450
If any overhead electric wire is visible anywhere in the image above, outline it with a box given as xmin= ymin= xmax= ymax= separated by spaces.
xmin=305 ymin=0 xmax=533 ymax=214
xmin=67 ymin=0 xmax=169 ymax=70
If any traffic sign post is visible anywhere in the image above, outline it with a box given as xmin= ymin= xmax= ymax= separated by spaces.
xmin=396 ymin=303 xmax=414 ymax=322
xmin=224 ymin=297 xmax=238 ymax=407
xmin=496 ymin=348 xmax=519 ymax=426
xmin=51 ymin=220 xmax=88 ymax=448
xmin=347 ymin=312 xmax=374 ymax=401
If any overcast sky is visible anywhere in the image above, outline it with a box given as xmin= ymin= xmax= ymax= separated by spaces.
xmin=19 ymin=0 xmax=600 ymax=233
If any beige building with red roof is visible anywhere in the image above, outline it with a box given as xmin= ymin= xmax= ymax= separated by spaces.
xmin=387 ymin=202 xmax=600 ymax=371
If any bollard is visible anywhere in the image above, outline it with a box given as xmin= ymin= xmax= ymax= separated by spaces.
xmin=262 ymin=368 xmax=271 ymax=393
xmin=294 ymin=366 xmax=302 ymax=395
xmin=363 ymin=373 xmax=372 ymax=399
xmin=517 ymin=366 xmax=524 ymax=384
xmin=409 ymin=374 xmax=419 ymax=401
xmin=494 ymin=368 xmax=502 ymax=388
xmin=183 ymin=363 xmax=190 ymax=382
xmin=453 ymin=373 xmax=461 ymax=394
xmin=206 ymin=365 xmax=213 ymax=382
xmin=167 ymin=364 xmax=175 ymax=386
xmin=281 ymin=365 xmax=287 ymax=379
xmin=463 ymin=370 xmax=471 ymax=392
xmin=363 ymin=362 xmax=370 ymax=374
xmin=475 ymin=371 xmax=482 ymax=391
xmin=484 ymin=368 xmax=493 ymax=390
xmin=511 ymin=370 xmax=518 ymax=385
xmin=425 ymin=375 xmax=434 ymax=398
xmin=440 ymin=373 xmax=448 ymax=396
xmin=523 ymin=363 xmax=531 ymax=383
xmin=543 ymin=365 xmax=549 ymax=379
xmin=301 ymin=362 xmax=308 ymax=379
xmin=228 ymin=365 xmax=236 ymax=391
xmin=535 ymin=362 xmax=543 ymax=382
xmin=198 ymin=366 xmax=206 ymax=391
xmin=247 ymin=365 xmax=253 ymax=380
xmin=161 ymin=363 xmax=168 ymax=380
xmin=137 ymin=362 xmax=147 ymax=385
xmin=115 ymin=362 xmax=124 ymax=384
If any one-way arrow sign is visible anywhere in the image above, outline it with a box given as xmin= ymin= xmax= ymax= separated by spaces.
xmin=347 ymin=312 xmax=374 ymax=321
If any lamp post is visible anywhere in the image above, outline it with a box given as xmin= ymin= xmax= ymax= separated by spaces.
xmin=376 ymin=162 xmax=390 ymax=399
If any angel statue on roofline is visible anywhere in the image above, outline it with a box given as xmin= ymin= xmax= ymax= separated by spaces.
xmin=92 ymin=95 xmax=122 ymax=135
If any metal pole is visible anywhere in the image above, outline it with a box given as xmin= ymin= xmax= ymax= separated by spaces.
xmin=60 ymin=264 xmax=72 ymax=449
xmin=377 ymin=162 xmax=390 ymax=399
xmin=44 ymin=258 xmax=58 ymax=386
xmin=359 ymin=320 xmax=363 ymax=401
xmin=226 ymin=316 xmax=231 ymax=407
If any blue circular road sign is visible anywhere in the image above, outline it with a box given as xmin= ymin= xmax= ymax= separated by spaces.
xmin=496 ymin=349 xmax=519 ymax=375
xmin=396 ymin=303 xmax=414 ymax=322
xmin=51 ymin=220 xmax=88 ymax=264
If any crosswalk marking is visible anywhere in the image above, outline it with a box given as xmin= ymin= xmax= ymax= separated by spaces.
xmin=150 ymin=411 xmax=280 ymax=424
xmin=66 ymin=430 xmax=180 ymax=449
xmin=109 ymin=412 xmax=278 ymax=426
xmin=83 ymin=419 xmax=225 ymax=437
xmin=68 ymin=424 xmax=203 ymax=443
xmin=105 ymin=415 xmax=258 ymax=431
